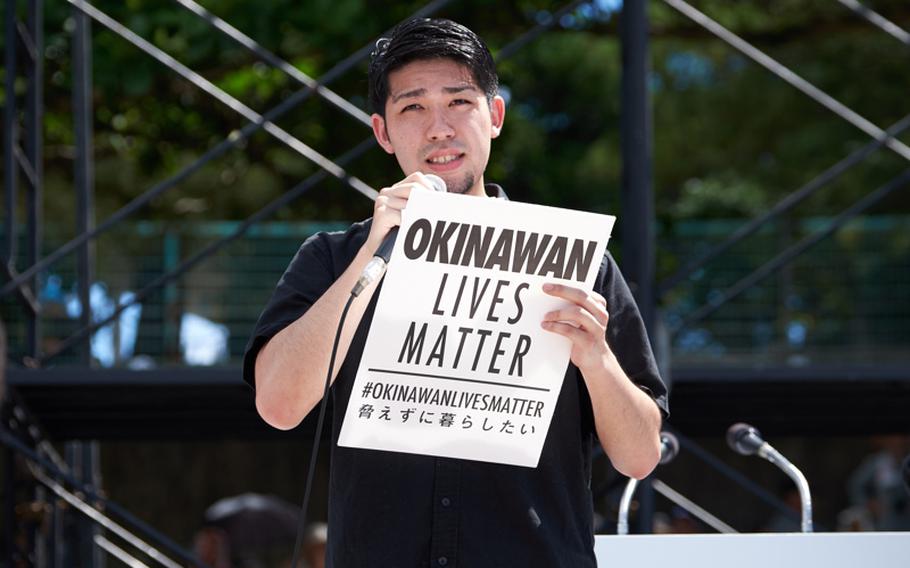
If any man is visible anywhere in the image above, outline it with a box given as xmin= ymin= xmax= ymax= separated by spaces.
xmin=244 ymin=18 xmax=668 ymax=567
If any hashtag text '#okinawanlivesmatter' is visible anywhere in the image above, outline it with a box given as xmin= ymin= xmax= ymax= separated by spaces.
xmin=360 ymin=382 xmax=544 ymax=417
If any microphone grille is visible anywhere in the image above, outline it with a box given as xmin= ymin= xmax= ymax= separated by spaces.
xmin=659 ymin=432 xmax=680 ymax=465
xmin=726 ymin=422 xmax=764 ymax=456
xmin=902 ymin=454 xmax=910 ymax=494
xmin=424 ymin=174 xmax=447 ymax=193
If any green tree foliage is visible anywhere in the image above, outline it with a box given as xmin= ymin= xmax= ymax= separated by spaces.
xmin=5 ymin=0 xmax=906 ymax=224
xmin=2 ymin=0 xmax=908 ymax=363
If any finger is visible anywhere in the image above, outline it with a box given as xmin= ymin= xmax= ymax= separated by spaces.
xmin=379 ymin=177 xmax=436 ymax=202
xmin=543 ymin=283 xmax=608 ymax=326
xmin=390 ymin=172 xmax=436 ymax=194
xmin=403 ymin=171 xmax=441 ymax=192
xmin=542 ymin=305 xmax=603 ymax=335
xmin=540 ymin=320 xmax=588 ymax=342
xmin=590 ymin=292 xmax=608 ymax=325
xmin=542 ymin=282 xmax=587 ymax=303
xmin=374 ymin=195 xmax=409 ymax=212
xmin=379 ymin=183 xmax=414 ymax=200
xmin=373 ymin=205 xmax=402 ymax=228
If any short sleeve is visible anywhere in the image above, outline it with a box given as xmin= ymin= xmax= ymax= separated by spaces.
xmin=241 ymin=232 xmax=338 ymax=390
xmin=598 ymin=252 xmax=669 ymax=417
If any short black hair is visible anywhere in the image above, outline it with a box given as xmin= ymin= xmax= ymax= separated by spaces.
xmin=368 ymin=18 xmax=499 ymax=117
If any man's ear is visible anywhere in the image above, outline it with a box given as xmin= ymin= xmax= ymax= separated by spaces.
xmin=371 ymin=113 xmax=395 ymax=154
xmin=490 ymin=95 xmax=506 ymax=139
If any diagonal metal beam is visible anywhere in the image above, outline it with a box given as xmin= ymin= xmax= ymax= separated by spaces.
xmin=5 ymin=388 xmax=70 ymax=474
xmin=15 ymin=19 xmax=39 ymax=61
xmin=652 ymin=479 xmax=737 ymax=533
xmin=663 ymin=0 xmax=910 ymax=162
xmin=173 ymin=0 xmax=371 ymax=127
xmin=0 ymin=426 xmax=209 ymax=568
xmin=38 ymin=136 xmax=377 ymax=364
xmin=35 ymin=0 xmax=596 ymax=364
xmin=12 ymin=145 xmax=39 ymax=190
xmin=0 ymin=261 xmax=39 ymax=314
xmin=667 ymin=428 xmax=807 ymax=528
xmin=837 ymin=0 xmax=910 ymax=46
xmin=672 ymin=168 xmax=910 ymax=334
xmin=658 ymin=112 xmax=910 ymax=297
xmin=68 ymin=0 xmax=376 ymax=197
xmin=1 ymin=0 xmax=454 ymax=300
xmin=95 ymin=534 xmax=153 ymax=568
xmin=496 ymin=0 xmax=589 ymax=60
xmin=0 ymin=86 xmax=325 ymax=299
xmin=31 ymin=466 xmax=183 ymax=568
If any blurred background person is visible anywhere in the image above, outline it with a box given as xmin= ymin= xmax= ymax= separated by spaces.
xmin=844 ymin=435 xmax=910 ymax=531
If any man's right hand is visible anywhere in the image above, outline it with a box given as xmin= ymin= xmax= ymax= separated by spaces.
xmin=255 ymin=172 xmax=443 ymax=429
xmin=364 ymin=171 xmax=440 ymax=257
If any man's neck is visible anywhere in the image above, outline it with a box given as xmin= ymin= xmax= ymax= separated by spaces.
xmin=466 ymin=178 xmax=488 ymax=197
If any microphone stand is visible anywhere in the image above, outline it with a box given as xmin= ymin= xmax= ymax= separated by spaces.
xmin=757 ymin=443 xmax=813 ymax=533
xmin=727 ymin=423 xmax=813 ymax=533
xmin=616 ymin=478 xmax=639 ymax=536
xmin=617 ymin=432 xmax=678 ymax=535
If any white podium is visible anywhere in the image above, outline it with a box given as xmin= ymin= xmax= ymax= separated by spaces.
xmin=594 ymin=532 xmax=909 ymax=567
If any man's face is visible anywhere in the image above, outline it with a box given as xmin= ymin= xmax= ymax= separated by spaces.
xmin=371 ymin=58 xmax=505 ymax=196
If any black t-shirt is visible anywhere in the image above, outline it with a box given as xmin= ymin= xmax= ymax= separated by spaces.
xmin=243 ymin=187 xmax=668 ymax=568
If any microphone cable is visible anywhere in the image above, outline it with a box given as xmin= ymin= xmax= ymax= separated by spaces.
xmin=289 ymin=290 xmax=357 ymax=568
xmin=287 ymin=175 xmax=443 ymax=566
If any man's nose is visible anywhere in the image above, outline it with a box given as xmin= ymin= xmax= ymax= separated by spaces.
xmin=427 ymin=109 xmax=455 ymax=140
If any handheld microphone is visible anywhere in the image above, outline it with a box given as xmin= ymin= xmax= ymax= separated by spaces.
xmin=726 ymin=423 xmax=813 ymax=532
xmin=617 ymin=432 xmax=680 ymax=535
xmin=351 ymin=174 xmax=446 ymax=296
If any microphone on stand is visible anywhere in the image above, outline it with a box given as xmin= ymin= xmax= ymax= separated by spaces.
xmin=617 ymin=432 xmax=679 ymax=535
xmin=351 ymin=174 xmax=447 ymax=296
xmin=726 ymin=423 xmax=813 ymax=532
xmin=658 ymin=432 xmax=680 ymax=466
xmin=901 ymin=453 xmax=910 ymax=495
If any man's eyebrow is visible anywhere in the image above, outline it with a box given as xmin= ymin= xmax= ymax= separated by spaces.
xmin=442 ymin=85 xmax=479 ymax=95
xmin=391 ymin=84 xmax=479 ymax=103
xmin=391 ymin=88 xmax=426 ymax=103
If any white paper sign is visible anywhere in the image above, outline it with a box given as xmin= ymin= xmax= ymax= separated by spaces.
xmin=338 ymin=190 xmax=615 ymax=467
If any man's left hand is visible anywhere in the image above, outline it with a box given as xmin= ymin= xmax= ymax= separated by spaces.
xmin=540 ymin=283 xmax=613 ymax=373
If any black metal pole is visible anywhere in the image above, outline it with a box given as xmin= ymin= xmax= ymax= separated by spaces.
xmin=621 ymin=0 xmax=656 ymax=534
xmin=26 ymin=9 xmax=48 ymax=567
xmin=71 ymin=6 xmax=102 ymax=567
xmin=63 ymin=442 xmax=83 ymax=567
xmin=24 ymin=0 xmax=43 ymax=361
xmin=53 ymin=492 xmax=65 ymax=568
xmin=621 ymin=0 xmax=656 ymax=329
xmin=3 ymin=0 xmax=18 ymax=267
xmin=4 ymin=448 xmax=16 ymax=568
xmin=73 ymin=0 xmax=94 ymax=363
xmin=87 ymin=442 xmax=104 ymax=568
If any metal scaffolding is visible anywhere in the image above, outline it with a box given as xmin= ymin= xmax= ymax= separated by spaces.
xmin=2 ymin=0 xmax=909 ymax=564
